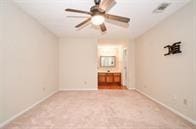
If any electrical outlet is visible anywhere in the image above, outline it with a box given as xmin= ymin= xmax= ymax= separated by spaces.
xmin=42 ymin=87 xmax=46 ymax=91
xmin=183 ymin=99 xmax=188 ymax=105
xmin=84 ymin=81 xmax=87 ymax=85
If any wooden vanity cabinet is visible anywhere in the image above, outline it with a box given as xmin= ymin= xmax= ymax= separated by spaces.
xmin=113 ymin=73 xmax=121 ymax=84
xmin=98 ymin=73 xmax=106 ymax=85
xmin=98 ymin=72 xmax=121 ymax=86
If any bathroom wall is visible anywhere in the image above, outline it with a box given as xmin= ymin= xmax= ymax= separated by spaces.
xmin=97 ymin=46 xmax=122 ymax=72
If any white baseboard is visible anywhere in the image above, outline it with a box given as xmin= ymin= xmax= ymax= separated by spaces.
xmin=0 ymin=90 xmax=58 ymax=128
xmin=128 ymin=88 xmax=136 ymax=90
xmin=59 ymin=88 xmax=98 ymax=91
xmin=136 ymin=89 xmax=196 ymax=125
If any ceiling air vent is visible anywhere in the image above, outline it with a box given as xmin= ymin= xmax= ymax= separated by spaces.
xmin=153 ymin=3 xmax=170 ymax=13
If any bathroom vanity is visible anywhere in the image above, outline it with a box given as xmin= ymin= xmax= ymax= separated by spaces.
xmin=98 ymin=72 xmax=121 ymax=86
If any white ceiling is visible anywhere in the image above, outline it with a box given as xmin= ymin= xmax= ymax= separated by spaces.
xmin=12 ymin=0 xmax=191 ymax=39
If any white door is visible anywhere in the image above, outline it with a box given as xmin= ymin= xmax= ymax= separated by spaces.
xmin=122 ymin=48 xmax=128 ymax=86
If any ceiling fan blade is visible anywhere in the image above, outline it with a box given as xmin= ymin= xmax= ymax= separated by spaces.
xmin=105 ymin=19 xmax=129 ymax=28
xmin=75 ymin=18 xmax=91 ymax=28
xmin=105 ymin=14 xmax=130 ymax=23
xmin=99 ymin=0 xmax=116 ymax=11
xmin=100 ymin=23 xmax=107 ymax=32
xmin=65 ymin=8 xmax=92 ymax=15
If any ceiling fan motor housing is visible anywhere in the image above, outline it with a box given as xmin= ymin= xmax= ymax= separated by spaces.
xmin=90 ymin=5 xmax=105 ymax=16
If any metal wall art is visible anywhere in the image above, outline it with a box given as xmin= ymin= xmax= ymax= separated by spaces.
xmin=164 ymin=42 xmax=182 ymax=56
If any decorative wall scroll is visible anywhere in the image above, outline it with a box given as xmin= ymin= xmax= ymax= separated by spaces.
xmin=164 ymin=42 xmax=182 ymax=56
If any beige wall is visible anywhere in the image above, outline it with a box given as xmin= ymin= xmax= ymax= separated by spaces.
xmin=0 ymin=0 xmax=4 ymax=123
xmin=59 ymin=38 xmax=135 ymax=90
xmin=128 ymin=40 xmax=135 ymax=89
xmin=193 ymin=0 xmax=196 ymax=121
xmin=59 ymin=38 xmax=97 ymax=90
xmin=135 ymin=1 xmax=196 ymax=122
xmin=1 ymin=0 xmax=59 ymax=124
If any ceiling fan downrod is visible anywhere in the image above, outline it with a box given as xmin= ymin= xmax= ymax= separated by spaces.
xmin=94 ymin=0 xmax=101 ymax=5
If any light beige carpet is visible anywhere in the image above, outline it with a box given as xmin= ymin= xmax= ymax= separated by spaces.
xmin=2 ymin=90 xmax=195 ymax=129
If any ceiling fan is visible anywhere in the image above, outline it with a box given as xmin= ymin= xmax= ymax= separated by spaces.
xmin=65 ymin=0 xmax=130 ymax=32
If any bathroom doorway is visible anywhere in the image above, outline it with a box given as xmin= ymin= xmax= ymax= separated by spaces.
xmin=97 ymin=40 xmax=128 ymax=90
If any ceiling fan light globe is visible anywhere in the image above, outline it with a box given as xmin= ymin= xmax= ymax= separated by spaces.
xmin=91 ymin=15 xmax=105 ymax=25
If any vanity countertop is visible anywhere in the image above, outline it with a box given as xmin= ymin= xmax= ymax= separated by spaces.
xmin=98 ymin=71 xmax=121 ymax=73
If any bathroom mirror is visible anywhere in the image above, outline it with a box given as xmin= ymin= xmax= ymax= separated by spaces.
xmin=100 ymin=56 xmax=116 ymax=67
